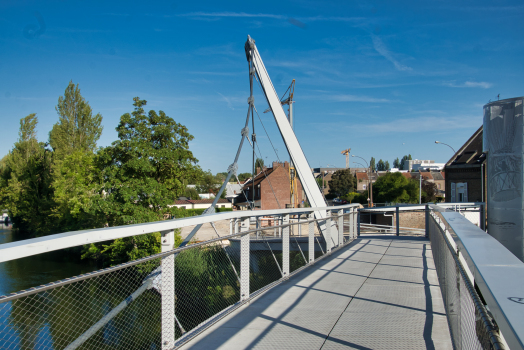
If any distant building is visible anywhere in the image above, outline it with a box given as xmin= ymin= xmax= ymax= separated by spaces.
xmin=404 ymin=159 xmax=445 ymax=172
xmin=355 ymin=172 xmax=378 ymax=192
xmin=236 ymin=161 xmax=304 ymax=210
xmin=444 ymin=126 xmax=486 ymax=203
xmin=170 ymin=198 xmax=232 ymax=210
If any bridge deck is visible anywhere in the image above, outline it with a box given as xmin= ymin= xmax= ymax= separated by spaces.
xmin=180 ymin=235 xmax=452 ymax=350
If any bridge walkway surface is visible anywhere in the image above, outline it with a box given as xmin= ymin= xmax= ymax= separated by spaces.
xmin=180 ymin=235 xmax=452 ymax=350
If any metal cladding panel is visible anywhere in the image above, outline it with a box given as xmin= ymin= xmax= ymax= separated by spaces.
xmin=483 ymin=97 xmax=524 ymax=261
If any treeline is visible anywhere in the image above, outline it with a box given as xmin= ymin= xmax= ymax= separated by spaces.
xmin=324 ymin=169 xmax=438 ymax=205
xmin=369 ymin=154 xmax=412 ymax=171
xmin=0 ymin=82 xmax=221 ymax=264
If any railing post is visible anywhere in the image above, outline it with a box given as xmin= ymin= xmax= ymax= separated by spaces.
xmin=240 ymin=217 xmax=250 ymax=301
xmin=338 ymin=209 xmax=344 ymax=246
xmin=349 ymin=208 xmax=353 ymax=239
xmin=160 ymin=230 xmax=175 ymax=350
xmin=308 ymin=213 xmax=314 ymax=263
xmin=298 ymin=215 xmax=302 ymax=237
xmin=425 ymin=205 xmax=429 ymax=238
xmin=480 ymin=203 xmax=486 ymax=231
xmin=282 ymin=214 xmax=290 ymax=277
xmin=326 ymin=211 xmax=332 ymax=253
xmin=357 ymin=209 xmax=360 ymax=237
xmin=396 ymin=206 xmax=400 ymax=236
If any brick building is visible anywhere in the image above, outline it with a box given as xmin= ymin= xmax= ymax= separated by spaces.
xmin=236 ymin=161 xmax=304 ymax=210
xmin=356 ymin=172 xmax=378 ymax=192
xmin=444 ymin=126 xmax=486 ymax=203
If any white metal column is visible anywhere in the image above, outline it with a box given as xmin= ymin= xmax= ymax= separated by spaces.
xmin=160 ymin=230 xmax=175 ymax=350
xmin=282 ymin=214 xmax=290 ymax=277
xmin=349 ymin=208 xmax=354 ymax=239
xmin=338 ymin=209 xmax=344 ymax=246
xmin=240 ymin=217 xmax=250 ymax=301
xmin=326 ymin=212 xmax=332 ymax=253
xmin=308 ymin=213 xmax=314 ymax=263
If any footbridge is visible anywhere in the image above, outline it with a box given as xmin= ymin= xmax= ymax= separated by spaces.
xmin=1 ymin=203 xmax=523 ymax=350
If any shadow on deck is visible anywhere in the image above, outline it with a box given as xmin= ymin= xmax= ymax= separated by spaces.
xmin=180 ymin=235 xmax=452 ymax=350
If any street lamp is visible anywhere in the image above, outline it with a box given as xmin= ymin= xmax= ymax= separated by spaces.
xmin=435 ymin=141 xmax=456 ymax=154
xmin=352 ymin=155 xmax=373 ymax=207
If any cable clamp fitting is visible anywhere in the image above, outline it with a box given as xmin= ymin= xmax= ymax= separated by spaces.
xmin=247 ymin=96 xmax=254 ymax=105
xmin=252 ymin=133 xmax=256 ymax=142
xmin=241 ymin=126 xmax=249 ymax=138
xmin=228 ymin=163 xmax=238 ymax=176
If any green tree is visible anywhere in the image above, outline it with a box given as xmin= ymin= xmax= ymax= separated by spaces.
xmin=315 ymin=176 xmax=324 ymax=190
xmin=370 ymin=157 xmax=376 ymax=172
xmin=49 ymin=81 xmax=103 ymax=157
xmin=183 ymin=186 xmax=200 ymax=199
xmin=385 ymin=160 xmax=390 ymax=170
xmin=196 ymin=169 xmax=219 ymax=194
xmin=400 ymin=154 xmax=412 ymax=170
xmin=0 ymin=114 xmax=54 ymax=235
xmin=237 ymin=172 xmax=251 ymax=182
xmin=342 ymin=192 xmax=360 ymax=203
xmin=255 ymin=157 xmax=264 ymax=171
xmin=377 ymin=159 xmax=386 ymax=171
xmin=421 ymin=180 xmax=438 ymax=203
xmin=372 ymin=172 xmax=418 ymax=204
xmin=86 ymin=97 xmax=199 ymax=265
xmin=49 ymin=82 xmax=104 ymax=232
xmin=328 ymin=169 xmax=357 ymax=197
xmin=393 ymin=157 xmax=400 ymax=169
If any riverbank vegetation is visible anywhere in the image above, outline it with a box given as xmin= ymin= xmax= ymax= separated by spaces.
xmin=0 ymin=82 xmax=230 ymax=264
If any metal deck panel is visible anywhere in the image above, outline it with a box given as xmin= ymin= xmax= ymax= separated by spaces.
xmin=180 ymin=236 xmax=452 ymax=350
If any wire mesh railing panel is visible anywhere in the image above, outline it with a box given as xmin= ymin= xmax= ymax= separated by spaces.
xmin=0 ymin=257 xmax=163 ymax=350
xmin=249 ymin=228 xmax=283 ymax=294
xmin=428 ymin=212 xmax=504 ymax=350
xmin=174 ymin=242 xmax=240 ymax=339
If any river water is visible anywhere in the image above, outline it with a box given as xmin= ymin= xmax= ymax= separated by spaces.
xmin=0 ymin=224 xmax=98 ymax=297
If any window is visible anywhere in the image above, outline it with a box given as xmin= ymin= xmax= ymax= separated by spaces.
xmin=451 ymin=182 xmax=467 ymax=202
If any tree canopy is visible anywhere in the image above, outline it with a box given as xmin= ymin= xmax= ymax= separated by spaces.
xmin=49 ymin=81 xmax=103 ymax=157
xmin=328 ymin=169 xmax=357 ymax=197
xmin=372 ymin=172 xmax=418 ymax=204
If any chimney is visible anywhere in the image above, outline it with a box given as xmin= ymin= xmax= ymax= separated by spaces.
xmin=284 ymin=161 xmax=289 ymax=169
xmin=273 ymin=161 xmax=279 ymax=169
xmin=256 ymin=167 xmax=260 ymax=174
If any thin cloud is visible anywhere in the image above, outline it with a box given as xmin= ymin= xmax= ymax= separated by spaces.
xmin=178 ymin=12 xmax=367 ymax=23
xmin=217 ymin=92 xmax=235 ymax=110
xmin=445 ymin=81 xmax=492 ymax=89
xmin=178 ymin=12 xmax=285 ymax=19
xmin=371 ymin=36 xmax=412 ymax=72
xmin=330 ymin=94 xmax=393 ymax=103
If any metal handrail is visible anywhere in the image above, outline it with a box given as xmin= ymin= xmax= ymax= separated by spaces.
xmin=0 ymin=203 xmax=360 ymax=263
xmin=430 ymin=204 xmax=524 ymax=350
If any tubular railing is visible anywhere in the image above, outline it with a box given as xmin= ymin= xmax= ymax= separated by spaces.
xmin=0 ymin=204 xmax=359 ymax=350
xmin=427 ymin=205 xmax=522 ymax=350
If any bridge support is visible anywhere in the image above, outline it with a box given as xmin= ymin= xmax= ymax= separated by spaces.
xmin=338 ymin=209 xmax=344 ymax=245
xmin=326 ymin=211 xmax=332 ymax=253
xmin=160 ymin=230 xmax=175 ymax=350
xmin=308 ymin=213 xmax=314 ymax=263
xmin=282 ymin=214 xmax=290 ymax=277
xmin=240 ymin=217 xmax=250 ymax=301
xmin=396 ymin=206 xmax=400 ymax=236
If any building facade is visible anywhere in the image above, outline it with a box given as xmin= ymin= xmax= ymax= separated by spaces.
xmin=444 ymin=126 xmax=486 ymax=203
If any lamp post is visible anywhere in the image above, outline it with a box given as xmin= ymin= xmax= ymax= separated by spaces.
xmin=354 ymin=162 xmax=371 ymax=206
xmin=352 ymin=155 xmax=373 ymax=207
xmin=435 ymin=141 xmax=456 ymax=154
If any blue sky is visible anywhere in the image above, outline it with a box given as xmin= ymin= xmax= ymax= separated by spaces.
xmin=1 ymin=0 xmax=522 ymax=174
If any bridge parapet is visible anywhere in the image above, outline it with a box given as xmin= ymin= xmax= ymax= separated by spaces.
xmin=0 ymin=204 xmax=359 ymax=349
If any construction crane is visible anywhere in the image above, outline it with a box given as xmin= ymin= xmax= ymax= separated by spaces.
xmin=341 ymin=148 xmax=351 ymax=168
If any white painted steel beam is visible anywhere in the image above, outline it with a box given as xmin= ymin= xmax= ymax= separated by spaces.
xmin=245 ymin=36 xmax=338 ymax=246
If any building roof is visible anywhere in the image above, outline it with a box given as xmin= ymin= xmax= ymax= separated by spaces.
xmin=401 ymin=172 xmax=413 ymax=180
xmin=446 ymin=126 xmax=485 ymax=167
xmin=420 ymin=172 xmax=433 ymax=181
xmin=431 ymin=172 xmax=445 ymax=181
xmin=242 ymin=167 xmax=276 ymax=189
xmin=356 ymin=172 xmax=368 ymax=181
